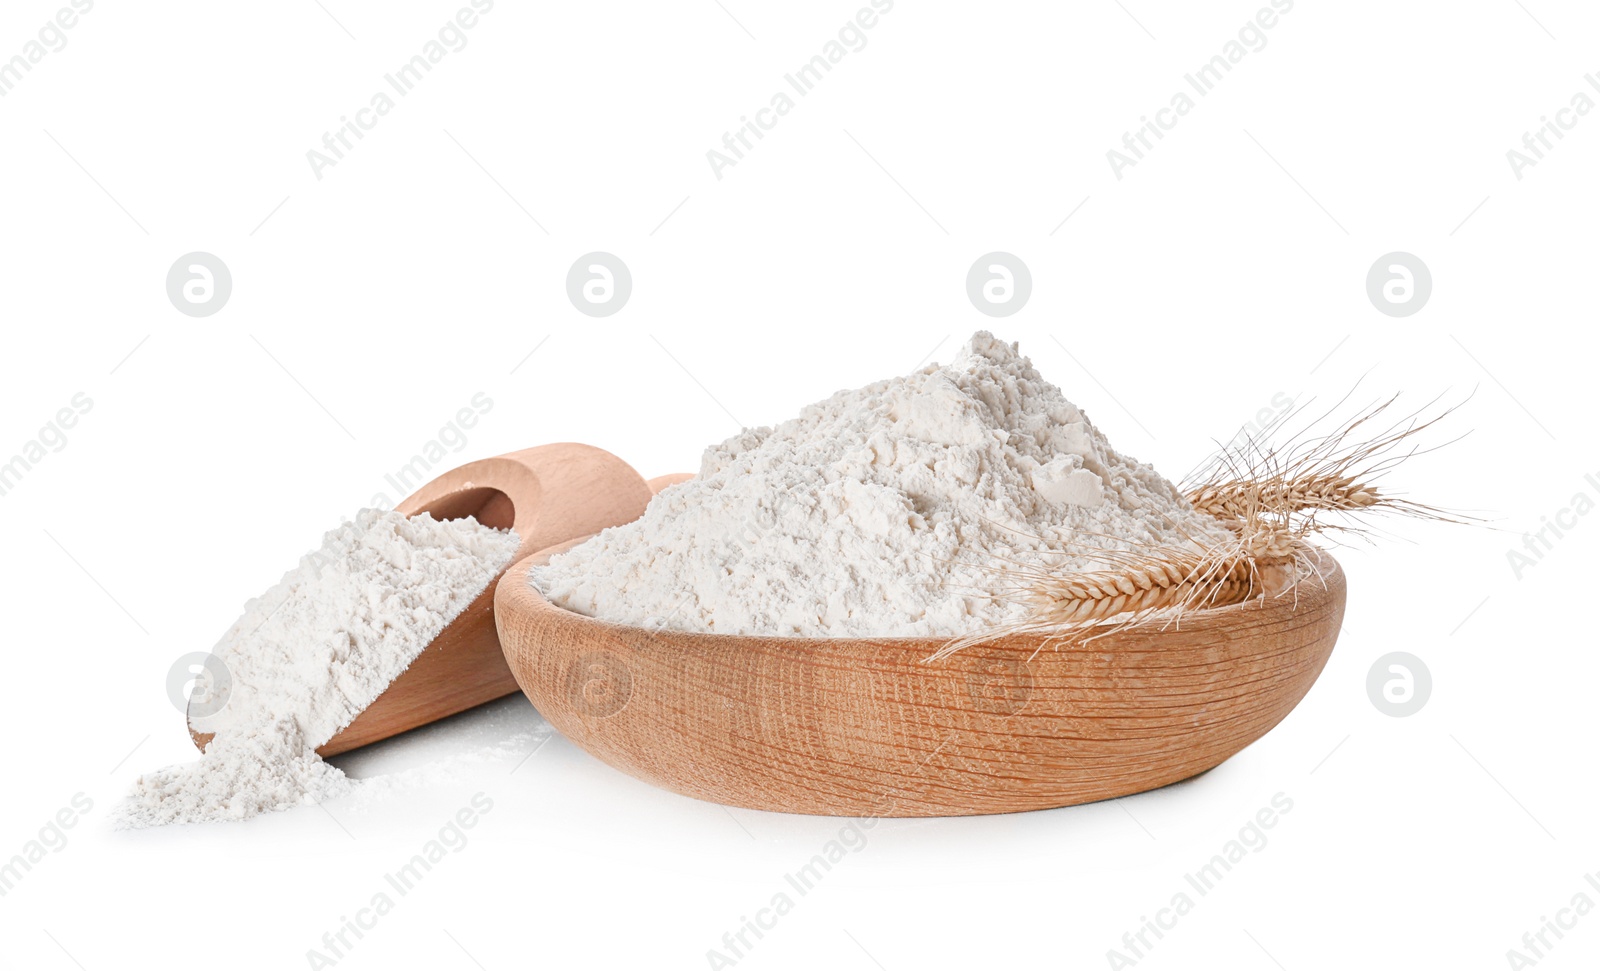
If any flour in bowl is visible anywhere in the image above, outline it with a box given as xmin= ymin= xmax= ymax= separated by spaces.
xmin=532 ymin=331 xmax=1230 ymax=637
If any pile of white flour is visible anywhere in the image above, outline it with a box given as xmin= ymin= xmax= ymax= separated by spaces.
xmin=117 ymin=510 xmax=519 ymax=828
xmin=533 ymin=332 xmax=1230 ymax=637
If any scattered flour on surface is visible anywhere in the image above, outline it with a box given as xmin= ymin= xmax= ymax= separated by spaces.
xmin=532 ymin=331 xmax=1231 ymax=637
xmin=116 ymin=510 xmax=519 ymax=828
xmin=326 ymin=694 xmax=556 ymax=814
xmin=332 ymin=727 xmax=554 ymax=814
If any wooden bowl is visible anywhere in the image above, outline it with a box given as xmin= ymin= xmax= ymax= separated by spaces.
xmin=493 ymin=550 xmax=1346 ymax=816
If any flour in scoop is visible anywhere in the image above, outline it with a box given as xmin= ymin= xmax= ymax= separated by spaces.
xmin=116 ymin=510 xmax=519 ymax=828
xmin=532 ymin=331 xmax=1230 ymax=637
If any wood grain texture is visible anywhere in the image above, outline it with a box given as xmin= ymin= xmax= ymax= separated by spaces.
xmin=192 ymin=443 xmax=653 ymax=757
xmin=495 ymin=550 xmax=1346 ymax=816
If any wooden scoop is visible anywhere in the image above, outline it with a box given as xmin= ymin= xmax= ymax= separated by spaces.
xmin=644 ymin=472 xmax=694 ymax=493
xmin=191 ymin=443 xmax=656 ymax=757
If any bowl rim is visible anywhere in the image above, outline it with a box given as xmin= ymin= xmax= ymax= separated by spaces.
xmin=498 ymin=546 xmax=1342 ymax=653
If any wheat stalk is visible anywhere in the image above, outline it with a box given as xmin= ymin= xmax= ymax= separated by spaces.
xmin=1189 ymin=475 xmax=1381 ymax=520
xmin=1182 ymin=392 xmax=1473 ymax=534
xmin=1231 ymin=518 xmax=1299 ymax=559
xmin=931 ymin=392 xmax=1472 ymax=660
xmin=1024 ymin=547 xmax=1267 ymax=625
xmin=927 ymin=538 xmax=1305 ymax=660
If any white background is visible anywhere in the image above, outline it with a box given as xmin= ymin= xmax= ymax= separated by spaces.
xmin=2 ymin=1 xmax=1596 ymax=968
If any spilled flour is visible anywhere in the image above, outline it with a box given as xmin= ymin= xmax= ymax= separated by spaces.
xmin=116 ymin=510 xmax=519 ymax=828
xmin=533 ymin=331 xmax=1231 ymax=636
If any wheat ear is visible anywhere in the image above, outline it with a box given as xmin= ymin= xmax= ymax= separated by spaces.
xmin=931 ymin=392 xmax=1471 ymax=661
xmin=1024 ymin=547 xmax=1267 ymax=626
xmin=927 ymin=540 xmax=1302 ymax=660
xmin=1182 ymin=392 xmax=1474 ymax=534
xmin=1189 ymin=475 xmax=1381 ymax=520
